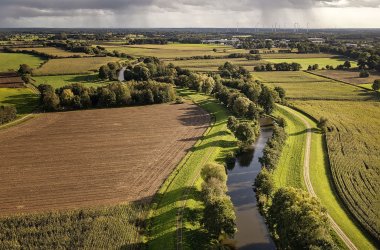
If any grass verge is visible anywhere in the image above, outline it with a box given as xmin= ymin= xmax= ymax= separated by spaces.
xmin=146 ymin=88 xmax=237 ymax=249
xmin=275 ymin=105 xmax=376 ymax=249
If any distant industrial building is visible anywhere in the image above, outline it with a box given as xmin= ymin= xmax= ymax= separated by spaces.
xmin=201 ymin=38 xmax=239 ymax=45
xmin=308 ymin=38 xmax=325 ymax=44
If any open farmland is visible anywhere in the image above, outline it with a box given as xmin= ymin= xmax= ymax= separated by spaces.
xmin=266 ymin=57 xmax=357 ymax=69
xmin=0 ymin=52 xmax=45 ymax=71
xmin=0 ymin=102 xmax=210 ymax=215
xmin=33 ymin=74 xmax=110 ymax=89
xmin=13 ymin=47 xmax=92 ymax=58
xmin=100 ymin=43 xmax=248 ymax=59
xmin=291 ymin=100 xmax=380 ymax=241
xmin=254 ymin=71 xmax=376 ymax=100
xmin=166 ymin=58 xmax=266 ymax=72
xmin=0 ymin=87 xmax=38 ymax=115
xmin=259 ymin=53 xmax=337 ymax=59
xmin=310 ymin=69 xmax=380 ymax=85
xmin=33 ymin=56 xmax=121 ymax=75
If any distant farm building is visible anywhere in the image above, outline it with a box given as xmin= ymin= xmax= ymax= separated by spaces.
xmin=308 ymin=38 xmax=325 ymax=44
xmin=201 ymin=38 xmax=239 ymax=45
xmin=0 ymin=72 xmax=25 ymax=88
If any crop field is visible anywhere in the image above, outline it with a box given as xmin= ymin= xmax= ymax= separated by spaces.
xmin=0 ymin=52 xmax=45 ymax=71
xmin=0 ymin=203 xmax=145 ymax=249
xmin=33 ymin=57 xmax=121 ymax=75
xmin=33 ymin=74 xmax=110 ymax=89
xmin=310 ymin=70 xmax=380 ymax=85
xmin=0 ymin=87 xmax=38 ymax=115
xmin=292 ymin=100 xmax=380 ymax=241
xmin=166 ymin=58 xmax=266 ymax=72
xmin=266 ymin=57 xmax=357 ymax=70
xmin=254 ymin=71 xmax=375 ymax=100
xmin=101 ymin=43 xmax=248 ymax=59
xmin=13 ymin=47 xmax=91 ymax=58
xmin=0 ymin=103 xmax=210 ymax=215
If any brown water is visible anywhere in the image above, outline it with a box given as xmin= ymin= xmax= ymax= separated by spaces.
xmin=227 ymin=124 xmax=276 ymax=250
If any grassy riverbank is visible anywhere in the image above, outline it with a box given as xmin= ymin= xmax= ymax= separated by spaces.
xmin=147 ymin=89 xmax=238 ymax=249
xmin=273 ymin=105 xmax=376 ymax=250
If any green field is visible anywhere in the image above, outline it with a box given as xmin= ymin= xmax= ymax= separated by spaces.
xmin=260 ymin=53 xmax=337 ymax=59
xmin=165 ymin=58 xmax=266 ymax=72
xmin=13 ymin=47 xmax=91 ymax=58
xmin=272 ymin=106 xmax=306 ymax=189
xmin=266 ymin=57 xmax=357 ymax=70
xmin=254 ymin=71 xmax=374 ymax=100
xmin=33 ymin=57 xmax=122 ymax=75
xmin=273 ymin=104 xmax=377 ymax=249
xmin=0 ymin=53 xmax=45 ymax=71
xmin=147 ymin=89 xmax=237 ymax=249
xmin=0 ymin=87 xmax=39 ymax=115
xmin=101 ymin=43 xmax=247 ymax=59
xmin=33 ymin=74 xmax=110 ymax=89
xmin=292 ymin=100 xmax=380 ymax=241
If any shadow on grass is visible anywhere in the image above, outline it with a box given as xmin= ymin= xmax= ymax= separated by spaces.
xmin=1 ymin=93 xmax=39 ymax=114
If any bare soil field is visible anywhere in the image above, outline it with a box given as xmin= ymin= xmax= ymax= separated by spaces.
xmin=311 ymin=70 xmax=380 ymax=85
xmin=0 ymin=103 xmax=210 ymax=215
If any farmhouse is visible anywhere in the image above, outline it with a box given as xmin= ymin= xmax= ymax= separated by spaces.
xmin=0 ymin=72 xmax=25 ymax=88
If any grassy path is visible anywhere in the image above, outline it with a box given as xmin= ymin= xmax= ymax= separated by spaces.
xmin=276 ymin=105 xmax=376 ymax=250
xmin=147 ymin=89 xmax=237 ymax=250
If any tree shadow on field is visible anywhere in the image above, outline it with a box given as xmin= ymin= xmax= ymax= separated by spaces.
xmin=2 ymin=93 xmax=38 ymax=114
xmin=192 ymin=139 xmax=236 ymax=152
xmin=177 ymin=105 xmax=211 ymax=127
xmin=153 ymin=186 xmax=202 ymax=210
xmin=355 ymin=88 xmax=380 ymax=101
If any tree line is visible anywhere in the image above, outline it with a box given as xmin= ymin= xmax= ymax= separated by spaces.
xmin=38 ymin=81 xmax=176 ymax=111
xmin=254 ymin=62 xmax=302 ymax=72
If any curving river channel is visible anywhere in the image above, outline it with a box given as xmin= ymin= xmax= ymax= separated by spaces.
xmin=227 ymin=118 xmax=276 ymax=250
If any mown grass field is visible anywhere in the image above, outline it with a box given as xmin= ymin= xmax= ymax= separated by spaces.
xmin=13 ymin=47 xmax=91 ymax=58
xmin=0 ymin=87 xmax=39 ymax=115
xmin=292 ymin=100 xmax=380 ymax=242
xmin=33 ymin=57 xmax=122 ymax=75
xmin=0 ymin=53 xmax=45 ymax=71
xmin=310 ymin=69 xmax=380 ymax=85
xmin=101 ymin=43 xmax=247 ymax=59
xmin=33 ymin=74 xmax=110 ymax=89
xmin=259 ymin=53 xmax=337 ymax=59
xmin=274 ymin=105 xmax=377 ymax=249
xmin=147 ymin=89 xmax=237 ymax=249
xmin=266 ymin=57 xmax=357 ymax=70
xmin=165 ymin=58 xmax=266 ymax=72
xmin=254 ymin=71 xmax=374 ymax=100
xmin=271 ymin=106 xmax=306 ymax=190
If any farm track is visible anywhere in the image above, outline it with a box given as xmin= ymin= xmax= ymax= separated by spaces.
xmin=284 ymin=106 xmax=358 ymax=250
xmin=0 ymin=103 xmax=210 ymax=215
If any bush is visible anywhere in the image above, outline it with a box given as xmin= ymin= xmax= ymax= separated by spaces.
xmin=359 ymin=70 xmax=370 ymax=78
xmin=372 ymin=79 xmax=380 ymax=91
xmin=0 ymin=106 xmax=17 ymax=125
xmin=201 ymin=163 xmax=227 ymax=183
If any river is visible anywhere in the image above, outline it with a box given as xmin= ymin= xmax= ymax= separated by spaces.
xmin=118 ymin=67 xmax=126 ymax=82
xmin=227 ymin=119 xmax=276 ymax=250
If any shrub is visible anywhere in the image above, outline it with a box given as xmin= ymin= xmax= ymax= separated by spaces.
xmin=359 ymin=70 xmax=370 ymax=78
xmin=0 ymin=106 xmax=17 ymax=125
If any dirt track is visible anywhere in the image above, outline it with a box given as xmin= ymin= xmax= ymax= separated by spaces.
xmin=282 ymin=105 xmax=358 ymax=250
xmin=0 ymin=103 xmax=210 ymax=215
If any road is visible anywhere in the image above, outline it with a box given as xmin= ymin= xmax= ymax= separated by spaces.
xmin=283 ymin=106 xmax=358 ymax=250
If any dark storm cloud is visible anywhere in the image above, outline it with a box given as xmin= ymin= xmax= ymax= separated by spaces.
xmin=0 ymin=0 xmax=378 ymax=27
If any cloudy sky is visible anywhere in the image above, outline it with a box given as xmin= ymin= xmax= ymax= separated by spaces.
xmin=0 ymin=0 xmax=379 ymax=28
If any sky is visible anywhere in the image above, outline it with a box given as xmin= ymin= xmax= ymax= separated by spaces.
xmin=0 ymin=0 xmax=379 ymax=29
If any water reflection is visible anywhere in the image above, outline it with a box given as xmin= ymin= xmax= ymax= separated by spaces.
xmin=226 ymin=120 xmax=275 ymax=250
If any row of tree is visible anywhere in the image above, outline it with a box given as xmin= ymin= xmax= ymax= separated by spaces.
xmin=201 ymin=163 xmax=236 ymax=243
xmin=38 ymin=81 xmax=176 ymax=111
xmin=254 ymin=62 xmax=302 ymax=72
xmin=0 ymin=106 xmax=17 ymax=125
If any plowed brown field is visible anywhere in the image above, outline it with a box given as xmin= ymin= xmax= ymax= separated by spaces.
xmin=0 ymin=103 xmax=210 ymax=215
